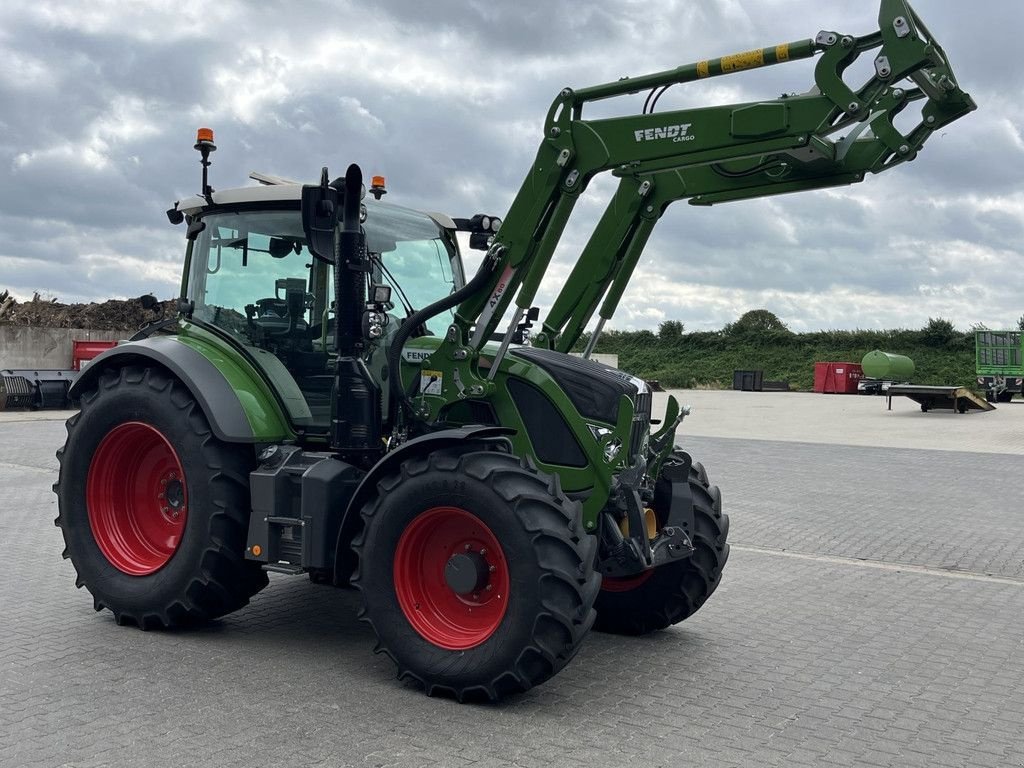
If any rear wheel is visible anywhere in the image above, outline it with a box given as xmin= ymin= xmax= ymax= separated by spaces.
xmin=354 ymin=450 xmax=600 ymax=701
xmin=54 ymin=366 xmax=268 ymax=628
xmin=594 ymin=456 xmax=729 ymax=635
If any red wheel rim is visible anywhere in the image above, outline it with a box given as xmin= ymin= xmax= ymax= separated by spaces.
xmin=601 ymin=570 xmax=654 ymax=593
xmin=393 ymin=506 xmax=510 ymax=650
xmin=86 ymin=422 xmax=188 ymax=576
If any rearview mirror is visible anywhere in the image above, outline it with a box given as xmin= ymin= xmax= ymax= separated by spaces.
xmin=301 ymin=167 xmax=340 ymax=264
xmin=268 ymin=237 xmax=299 ymax=259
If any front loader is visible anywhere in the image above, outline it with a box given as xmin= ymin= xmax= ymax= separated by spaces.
xmin=55 ymin=1 xmax=973 ymax=701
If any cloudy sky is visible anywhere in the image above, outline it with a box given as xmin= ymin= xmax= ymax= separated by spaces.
xmin=1 ymin=1 xmax=1020 ymax=333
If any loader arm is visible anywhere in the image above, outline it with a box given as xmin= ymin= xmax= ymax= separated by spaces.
xmin=545 ymin=119 xmax=904 ymax=355
xmin=412 ymin=0 xmax=973 ymax=417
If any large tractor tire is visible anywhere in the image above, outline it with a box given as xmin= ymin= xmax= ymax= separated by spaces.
xmin=354 ymin=450 xmax=600 ymax=702
xmin=54 ymin=366 xmax=268 ymax=629
xmin=594 ymin=455 xmax=729 ymax=635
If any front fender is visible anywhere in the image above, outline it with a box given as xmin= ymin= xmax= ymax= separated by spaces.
xmin=69 ymin=336 xmax=292 ymax=443
xmin=332 ymin=425 xmax=515 ymax=583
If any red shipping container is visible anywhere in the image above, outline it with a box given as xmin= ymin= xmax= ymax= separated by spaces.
xmin=72 ymin=340 xmax=117 ymax=371
xmin=813 ymin=362 xmax=863 ymax=394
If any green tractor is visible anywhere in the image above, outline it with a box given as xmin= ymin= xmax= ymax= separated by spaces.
xmin=55 ymin=1 xmax=973 ymax=700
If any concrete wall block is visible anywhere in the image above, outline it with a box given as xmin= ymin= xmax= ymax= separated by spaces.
xmin=0 ymin=327 xmax=131 ymax=370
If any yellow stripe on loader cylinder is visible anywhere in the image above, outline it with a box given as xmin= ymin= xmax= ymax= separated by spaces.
xmin=721 ymin=48 xmax=765 ymax=73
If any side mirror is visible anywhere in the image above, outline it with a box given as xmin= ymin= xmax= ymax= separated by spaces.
xmin=301 ymin=167 xmax=340 ymax=264
xmin=186 ymin=220 xmax=206 ymax=241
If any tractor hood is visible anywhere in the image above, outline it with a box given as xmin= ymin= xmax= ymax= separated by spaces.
xmin=507 ymin=346 xmax=649 ymax=426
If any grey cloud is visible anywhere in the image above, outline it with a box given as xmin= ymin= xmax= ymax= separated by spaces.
xmin=0 ymin=0 xmax=1018 ymax=330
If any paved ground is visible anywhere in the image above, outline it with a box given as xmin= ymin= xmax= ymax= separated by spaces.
xmin=654 ymin=389 xmax=1024 ymax=455
xmin=2 ymin=394 xmax=1024 ymax=767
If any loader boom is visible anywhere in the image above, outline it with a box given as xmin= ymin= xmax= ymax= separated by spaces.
xmin=413 ymin=0 xmax=973 ymax=406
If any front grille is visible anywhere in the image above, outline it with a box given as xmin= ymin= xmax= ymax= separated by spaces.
xmin=628 ymin=390 xmax=652 ymax=459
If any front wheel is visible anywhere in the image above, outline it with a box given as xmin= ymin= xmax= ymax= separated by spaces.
xmin=354 ymin=450 xmax=600 ymax=701
xmin=54 ymin=366 xmax=268 ymax=628
xmin=594 ymin=456 xmax=729 ymax=635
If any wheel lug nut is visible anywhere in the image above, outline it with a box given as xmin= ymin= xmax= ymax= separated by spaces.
xmin=158 ymin=493 xmax=165 ymax=500
xmin=464 ymin=544 xmax=471 ymax=551
xmin=489 ymin=565 xmax=496 ymax=573
xmin=479 ymin=548 xmax=487 ymax=556
xmin=486 ymin=584 xmax=493 ymax=591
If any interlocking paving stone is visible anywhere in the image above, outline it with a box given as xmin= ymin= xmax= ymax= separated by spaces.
xmin=1 ymin=419 xmax=1022 ymax=767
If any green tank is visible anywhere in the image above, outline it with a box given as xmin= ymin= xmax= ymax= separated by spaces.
xmin=861 ymin=350 xmax=915 ymax=381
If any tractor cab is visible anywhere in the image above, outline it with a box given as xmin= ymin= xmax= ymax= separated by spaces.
xmin=172 ymin=180 xmax=466 ymax=432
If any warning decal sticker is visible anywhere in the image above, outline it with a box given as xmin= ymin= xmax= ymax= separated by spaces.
xmin=721 ymin=49 xmax=765 ymax=73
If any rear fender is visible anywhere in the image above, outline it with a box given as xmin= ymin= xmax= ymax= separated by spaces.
xmin=69 ymin=336 xmax=292 ymax=443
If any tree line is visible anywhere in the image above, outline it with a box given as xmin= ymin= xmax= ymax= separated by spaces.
xmin=583 ymin=310 xmax=1012 ymax=391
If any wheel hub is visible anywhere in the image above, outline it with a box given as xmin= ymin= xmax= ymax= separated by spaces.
xmin=444 ymin=550 xmax=490 ymax=595
xmin=161 ymin=473 xmax=186 ymax=520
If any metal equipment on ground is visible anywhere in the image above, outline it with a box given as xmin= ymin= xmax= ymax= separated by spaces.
xmin=1 ymin=369 xmax=78 ymax=410
xmin=975 ymin=330 xmax=1023 ymax=403
xmin=53 ymin=1 xmax=974 ymax=701
xmin=887 ymin=384 xmax=994 ymax=413
xmin=859 ymin=350 xmax=915 ymax=394
xmin=814 ymin=362 xmax=864 ymax=394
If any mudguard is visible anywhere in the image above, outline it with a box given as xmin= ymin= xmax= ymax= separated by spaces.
xmin=333 ymin=425 xmax=515 ymax=583
xmin=68 ymin=336 xmax=291 ymax=443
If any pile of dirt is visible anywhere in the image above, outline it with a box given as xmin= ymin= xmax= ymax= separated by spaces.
xmin=0 ymin=290 xmax=177 ymax=331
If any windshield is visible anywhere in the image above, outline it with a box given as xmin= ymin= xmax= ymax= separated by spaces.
xmin=189 ymin=203 xmax=461 ymax=341
xmin=367 ymin=206 xmax=458 ymax=336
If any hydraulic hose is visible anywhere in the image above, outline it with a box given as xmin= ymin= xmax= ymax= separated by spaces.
xmin=386 ymin=254 xmax=496 ymax=420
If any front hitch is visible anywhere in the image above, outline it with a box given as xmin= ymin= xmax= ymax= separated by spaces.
xmin=597 ymin=453 xmax=695 ymax=578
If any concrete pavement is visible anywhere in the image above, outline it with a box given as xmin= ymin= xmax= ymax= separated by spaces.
xmin=2 ymin=394 xmax=1023 ymax=767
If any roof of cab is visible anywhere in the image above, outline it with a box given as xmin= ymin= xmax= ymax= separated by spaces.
xmin=174 ymin=183 xmax=456 ymax=230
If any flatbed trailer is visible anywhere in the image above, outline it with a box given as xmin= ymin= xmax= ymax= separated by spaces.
xmin=886 ymin=384 xmax=994 ymax=414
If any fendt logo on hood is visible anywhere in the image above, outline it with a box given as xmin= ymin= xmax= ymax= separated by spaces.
xmin=634 ymin=123 xmax=694 ymax=143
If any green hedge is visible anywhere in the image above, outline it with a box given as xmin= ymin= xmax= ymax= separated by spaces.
xmin=586 ymin=325 xmax=977 ymax=391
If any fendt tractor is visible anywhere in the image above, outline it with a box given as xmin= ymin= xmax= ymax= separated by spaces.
xmin=55 ymin=1 xmax=973 ymax=700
